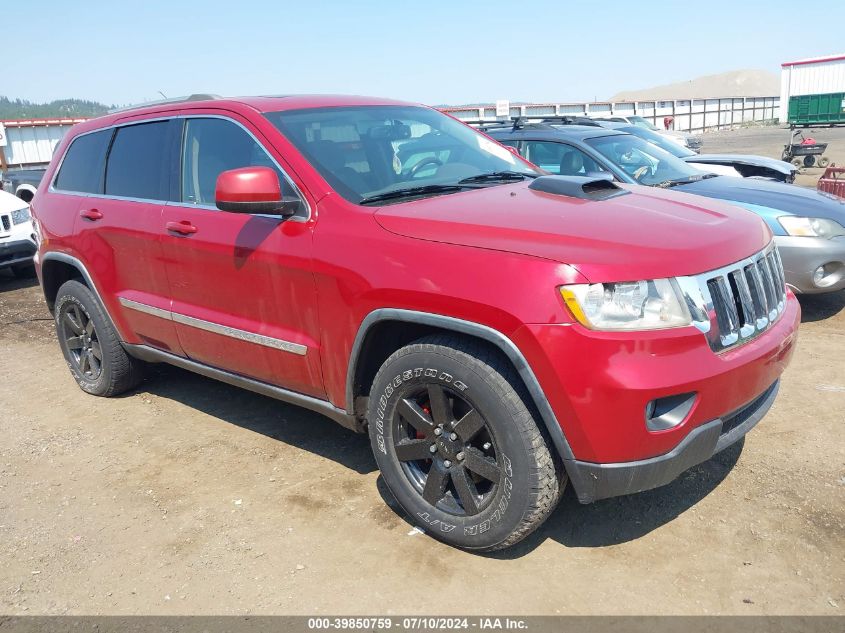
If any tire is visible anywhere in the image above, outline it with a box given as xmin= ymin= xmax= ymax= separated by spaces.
xmin=803 ymin=155 xmax=816 ymax=168
xmin=11 ymin=263 xmax=36 ymax=278
xmin=791 ymin=158 xmax=803 ymax=168
xmin=54 ymin=280 xmax=145 ymax=396
xmin=367 ymin=334 xmax=564 ymax=552
xmin=818 ymin=157 xmax=830 ymax=168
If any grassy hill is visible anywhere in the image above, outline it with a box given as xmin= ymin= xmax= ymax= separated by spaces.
xmin=0 ymin=97 xmax=112 ymax=120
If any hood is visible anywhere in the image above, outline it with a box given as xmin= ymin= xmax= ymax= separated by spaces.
xmin=674 ymin=175 xmax=845 ymax=222
xmin=0 ymin=190 xmax=28 ymax=214
xmin=373 ymin=180 xmax=771 ymax=283
xmin=684 ymin=154 xmax=795 ymax=176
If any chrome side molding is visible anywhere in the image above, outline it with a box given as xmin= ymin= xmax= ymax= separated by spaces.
xmin=117 ymin=296 xmax=308 ymax=356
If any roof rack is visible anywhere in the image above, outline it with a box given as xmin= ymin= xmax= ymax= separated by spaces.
xmin=109 ymin=94 xmax=222 ymax=114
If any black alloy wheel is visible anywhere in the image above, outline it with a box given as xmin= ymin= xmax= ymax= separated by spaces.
xmin=393 ymin=384 xmax=502 ymax=516
xmin=60 ymin=302 xmax=103 ymax=380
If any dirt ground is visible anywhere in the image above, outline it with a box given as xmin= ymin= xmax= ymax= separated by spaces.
xmin=700 ymin=124 xmax=845 ymax=189
xmin=2 ymin=128 xmax=844 ymax=615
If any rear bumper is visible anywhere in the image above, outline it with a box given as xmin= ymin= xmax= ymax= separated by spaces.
xmin=572 ymin=381 xmax=778 ymax=502
xmin=0 ymin=237 xmax=37 ymax=268
xmin=776 ymin=235 xmax=845 ymax=293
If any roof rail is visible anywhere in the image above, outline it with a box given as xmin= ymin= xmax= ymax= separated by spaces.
xmin=108 ymin=94 xmax=222 ymax=114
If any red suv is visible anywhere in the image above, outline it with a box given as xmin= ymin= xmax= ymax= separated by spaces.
xmin=31 ymin=95 xmax=799 ymax=551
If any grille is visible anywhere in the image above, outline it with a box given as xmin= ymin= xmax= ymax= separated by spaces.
xmin=1 ymin=214 xmax=11 ymax=232
xmin=678 ymin=244 xmax=787 ymax=352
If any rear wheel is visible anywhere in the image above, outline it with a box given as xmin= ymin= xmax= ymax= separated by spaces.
xmin=818 ymin=157 xmax=830 ymax=168
xmin=803 ymin=155 xmax=816 ymax=168
xmin=54 ymin=280 xmax=145 ymax=396
xmin=367 ymin=334 xmax=564 ymax=551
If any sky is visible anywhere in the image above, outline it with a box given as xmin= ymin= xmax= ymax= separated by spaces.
xmin=6 ymin=0 xmax=845 ymax=107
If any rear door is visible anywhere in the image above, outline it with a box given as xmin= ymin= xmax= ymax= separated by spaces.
xmin=74 ymin=119 xmax=183 ymax=354
xmin=160 ymin=115 xmax=323 ymax=397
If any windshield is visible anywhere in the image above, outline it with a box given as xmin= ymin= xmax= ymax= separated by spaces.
xmin=628 ymin=116 xmax=661 ymax=131
xmin=618 ymin=125 xmax=696 ymax=158
xmin=586 ymin=134 xmax=704 ymax=186
xmin=265 ymin=106 xmax=538 ymax=204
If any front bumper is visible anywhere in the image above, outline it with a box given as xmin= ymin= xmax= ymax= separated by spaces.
xmin=0 ymin=237 xmax=37 ymax=269
xmin=775 ymin=235 xmax=845 ymax=293
xmin=573 ymin=381 xmax=778 ymax=502
xmin=515 ymin=291 xmax=799 ymax=502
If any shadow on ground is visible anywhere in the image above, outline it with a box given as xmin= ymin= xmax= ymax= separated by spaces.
xmin=0 ymin=268 xmax=39 ymax=292
xmin=377 ymin=438 xmax=744 ymax=557
xmin=798 ymin=291 xmax=845 ymax=323
xmin=137 ymin=363 xmax=377 ymax=475
xmin=119 ymin=351 xmax=744 ymax=556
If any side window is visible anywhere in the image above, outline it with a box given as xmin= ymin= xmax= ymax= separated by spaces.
xmin=523 ymin=141 xmax=606 ymax=176
xmin=105 ymin=121 xmax=170 ymax=200
xmin=181 ymin=118 xmax=298 ymax=209
xmin=53 ymin=130 xmax=112 ymax=193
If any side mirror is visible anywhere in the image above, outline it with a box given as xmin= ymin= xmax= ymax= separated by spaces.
xmin=215 ymin=166 xmax=300 ymax=216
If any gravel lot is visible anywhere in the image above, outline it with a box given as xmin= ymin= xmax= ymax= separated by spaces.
xmin=1 ymin=127 xmax=843 ymax=615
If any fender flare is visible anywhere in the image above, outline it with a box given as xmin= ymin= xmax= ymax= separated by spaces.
xmin=346 ymin=308 xmax=588 ymax=497
xmin=41 ymin=252 xmax=122 ymax=337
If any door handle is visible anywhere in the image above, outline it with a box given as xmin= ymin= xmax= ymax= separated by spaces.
xmin=166 ymin=221 xmax=198 ymax=235
xmin=79 ymin=208 xmax=103 ymax=221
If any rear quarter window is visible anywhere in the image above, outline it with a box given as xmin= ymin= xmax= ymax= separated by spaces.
xmin=105 ymin=121 xmax=170 ymax=200
xmin=53 ymin=130 xmax=112 ymax=193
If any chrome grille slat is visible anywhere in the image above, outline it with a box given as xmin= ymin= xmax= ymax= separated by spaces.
xmin=684 ymin=244 xmax=787 ymax=353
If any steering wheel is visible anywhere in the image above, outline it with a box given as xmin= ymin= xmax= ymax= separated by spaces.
xmin=632 ymin=166 xmax=650 ymax=181
xmin=409 ymin=157 xmax=443 ymax=177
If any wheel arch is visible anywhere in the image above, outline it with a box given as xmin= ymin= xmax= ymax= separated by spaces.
xmin=41 ymin=253 xmax=116 ymax=333
xmin=346 ymin=308 xmax=587 ymax=496
xmin=15 ymin=184 xmax=37 ymax=203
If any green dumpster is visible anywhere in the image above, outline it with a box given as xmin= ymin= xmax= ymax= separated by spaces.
xmin=788 ymin=92 xmax=845 ymax=126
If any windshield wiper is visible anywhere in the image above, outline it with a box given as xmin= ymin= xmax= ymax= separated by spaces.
xmin=654 ymin=173 xmax=717 ymax=188
xmin=358 ymin=184 xmax=473 ymax=206
xmin=457 ymin=171 xmax=538 ymax=184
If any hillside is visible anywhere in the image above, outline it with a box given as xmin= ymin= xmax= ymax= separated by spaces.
xmin=0 ymin=97 xmax=112 ymax=120
xmin=610 ymin=69 xmax=779 ymax=101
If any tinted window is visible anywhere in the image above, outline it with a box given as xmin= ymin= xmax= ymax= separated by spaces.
xmin=181 ymin=117 xmax=299 ymax=208
xmin=523 ymin=141 xmax=606 ymax=176
xmin=54 ymin=130 xmax=111 ymax=193
xmin=105 ymin=121 xmax=169 ymax=200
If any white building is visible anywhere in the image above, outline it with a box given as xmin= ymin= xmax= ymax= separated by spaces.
xmin=779 ymin=53 xmax=845 ymax=123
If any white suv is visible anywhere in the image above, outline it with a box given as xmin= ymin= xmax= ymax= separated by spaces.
xmin=0 ymin=189 xmax=37 ymax=277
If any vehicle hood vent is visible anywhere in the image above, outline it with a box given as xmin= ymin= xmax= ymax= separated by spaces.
xmin=528 ymin=175 xmax=628 ymax=200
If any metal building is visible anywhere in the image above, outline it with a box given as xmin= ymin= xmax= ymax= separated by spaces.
xmin=0 ymin=118 xmax=84 ymax=170
xmin=779 ymin=53 xmax=845 ymax=123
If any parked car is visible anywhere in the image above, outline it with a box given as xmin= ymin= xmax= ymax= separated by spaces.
xmin=486 ymin=121 xmax=845 ymax=294
xmin=32 ymin=95 xmax=798 ymax=551
xmin=1 ymin=167 xmax=47 ymax=202
xmin=0 ymin=189 xmax=37 ymax=277
xmin=588 ymin=120 xmax=797 ymax=183
xmin=590 ymin=114 xmax=702 ymax=152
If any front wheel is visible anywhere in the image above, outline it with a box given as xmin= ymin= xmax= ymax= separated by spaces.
xmin=367 ymin=334 xmax=564 ymax=551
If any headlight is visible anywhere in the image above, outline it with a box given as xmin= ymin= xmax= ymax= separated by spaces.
xmin=11 ymin=206 xmax=31 ymax=225
xmin=778 ymin=216 xmax=845 ymax=239
xmin=560 ymin=279 xmax=692 ymax=331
